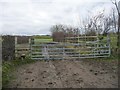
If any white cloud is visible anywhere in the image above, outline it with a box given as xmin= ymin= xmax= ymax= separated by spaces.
xmin=0 ymin=0 xmax=119 ymax=35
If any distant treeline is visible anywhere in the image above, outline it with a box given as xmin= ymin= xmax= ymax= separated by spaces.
xmin=32 ymin=35 xmax=52 ymax=39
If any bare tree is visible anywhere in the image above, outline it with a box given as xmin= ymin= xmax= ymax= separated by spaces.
xmin=103 ymin=10 xmax=117 ymax=36
xmin=112 ymin=8 xmax=118 ymax=33
xmin=82 ymin=11 xmax=104 ymax=36
xmin=82 ymin=9 xmax=117 ymax=37
xmin=111 ymin=0 xmax=120 ymax=50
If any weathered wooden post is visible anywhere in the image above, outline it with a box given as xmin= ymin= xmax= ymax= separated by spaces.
xmin=118 ymin=1 xmax=120 ymax=59
xmin=107 ymin=34 xmax=111 ymax=57
xmin=2 ymin=36 xmax=15 ymax=60
xmin=15 ymin=36 xmax=17 ymax=58
xmin=28 ymin=38 xmax=31 ymax=57
xmin=0 ymin=36 xmax=1 ymax=90
xmin=15 ymin=36 xmax=17 ymax=45
xmin=31 ymin=38 xmax=34 ymax=44
xmin=117 ymin=2 xmax=120 ymax=89
xmin=0 ymin=36 xmax=2 ymax=61
xmin=30 ymin=38 xmax=33 ymax=59
xmin=78 ymin=29 xmax=80 ymax=58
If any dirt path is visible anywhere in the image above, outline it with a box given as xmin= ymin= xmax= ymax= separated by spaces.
xmin=8 ymin=59 xmax=118 ymax=88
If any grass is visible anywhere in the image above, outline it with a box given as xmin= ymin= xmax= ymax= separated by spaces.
xmin=110 ymin=34 xmax=117 ymax=49
xmin=102 ymin=34 xmax=117 ymax=48
xmin=109 ymin=34 xmax=118 ymax=58
xmin=33 ymin=35 xmax=53 ymax=43
xmin=34 ymin=38 xmax=53 ymax=43
xmin=2 ymin=57 xmax=35 ymax=88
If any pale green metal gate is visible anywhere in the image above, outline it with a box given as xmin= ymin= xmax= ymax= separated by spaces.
xmin=30 ymin=36 xmax=111 ymax=60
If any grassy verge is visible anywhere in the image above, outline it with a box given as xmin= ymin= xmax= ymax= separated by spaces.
xmin=2 ymin=58 xmax=35 ymax=88
xmin=84 ymin=55 xmax=118 ymax=62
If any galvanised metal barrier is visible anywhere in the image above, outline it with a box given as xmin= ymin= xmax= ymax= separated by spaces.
xmin=30 ymin=37 xmax=111 ymax=60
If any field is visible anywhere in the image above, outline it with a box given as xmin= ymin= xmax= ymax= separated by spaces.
xmin=34 ymin=38 xmax=53 ymax=43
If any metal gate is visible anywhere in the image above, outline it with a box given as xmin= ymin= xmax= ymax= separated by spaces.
xmin=30 ymin=36 xmax=111 ymax=60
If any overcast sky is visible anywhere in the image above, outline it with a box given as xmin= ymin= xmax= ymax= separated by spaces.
xmin=0 ymin=0 xmax=119 ymax=35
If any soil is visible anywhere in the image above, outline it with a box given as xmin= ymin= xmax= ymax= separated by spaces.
xmin=7 ymin=59 xmax=118 ymax=88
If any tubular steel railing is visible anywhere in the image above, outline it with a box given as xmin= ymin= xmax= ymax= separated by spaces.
xmin=30 ymin=36 xmax=111 ymax=60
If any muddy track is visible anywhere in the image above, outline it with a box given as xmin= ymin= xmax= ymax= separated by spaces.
xmin=7 ymin=60 xmax=118 ymax=88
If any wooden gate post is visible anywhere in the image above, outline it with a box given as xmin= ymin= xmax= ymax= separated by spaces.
xmin=15 ymin=36 xmax=17 ymax=58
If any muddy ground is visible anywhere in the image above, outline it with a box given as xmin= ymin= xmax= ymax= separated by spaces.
xmin=8 ymin=59 xmax=118 ymax=88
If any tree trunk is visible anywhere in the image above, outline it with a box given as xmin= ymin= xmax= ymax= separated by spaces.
xmin=118 ymin=15 xmax=120 ymax=58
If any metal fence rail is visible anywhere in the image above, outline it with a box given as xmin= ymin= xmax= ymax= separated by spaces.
xmin=30 ymin=38 xmax=111 ymax=60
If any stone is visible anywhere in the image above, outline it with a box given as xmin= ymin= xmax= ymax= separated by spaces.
xmin=94 ymin=72 xmax=98 ymax=75
xmin=25 ymin=78 xmax=28 ymax=80
xmin=48 ymin=82 xmax=53 ymax=85
xmin=27 ymin=71 xmax=32 ymax=73
xmin=31 ymin=79 xmax=34 ymax=81
xmin=90 ymin=69 xmax=93 ymax=72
